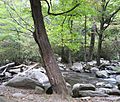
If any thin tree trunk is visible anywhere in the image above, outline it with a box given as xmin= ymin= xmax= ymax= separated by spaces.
xmin=88 ymin=22 xmax=96 ymax=61
xmin=97 ymin=34 xmax=103 ymax=66
xmin=88 ymin=33 xmax=95 ymax=61
xmin=84 ymin=15 xmax=87 ymax=63
xmin=29 ymin=0 xmax=68 ymax=95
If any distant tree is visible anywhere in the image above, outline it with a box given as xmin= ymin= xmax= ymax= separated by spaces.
xmin=88 ymin=22 xmax=97 ymax=61
xmin=95 ymin=0 xmax=120 ymax=65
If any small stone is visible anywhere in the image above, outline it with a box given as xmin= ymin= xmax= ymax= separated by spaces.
xmin=35 ymin=86 xmax=45 ymax=94
xmin=12 ymin=93 xmax=26 ymax=98
xmin=96 ymin=82 xmax=105 ymax=87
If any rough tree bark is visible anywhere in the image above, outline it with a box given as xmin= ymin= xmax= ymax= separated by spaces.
xmin=29 ymin=0 xmax=68 ymax=95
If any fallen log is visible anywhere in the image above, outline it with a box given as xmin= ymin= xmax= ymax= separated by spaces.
xmin=23 ymin=63 xmax=39 ymax=73
xmin=11 ymin=64 xmax=28 ymax=69
xmin=0 ymin=62 xmax=15 ymax=71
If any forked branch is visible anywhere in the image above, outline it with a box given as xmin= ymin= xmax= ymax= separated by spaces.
xmin=43 ymin=0 xmax=80 ymax=16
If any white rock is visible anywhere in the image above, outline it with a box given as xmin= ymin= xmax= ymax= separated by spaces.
xmin=90 ymin=67 xmax=99 ymax=74
xmin=116 ymin=75 xmax=120 ymax=83
xmin=96 ymin=70 xmax=109 ymax=78
xmin=5 ymin=69 xmax=51 ymax=92
xmin=87 ymin=61 xmax=96 ymax=66
xmin=71 ymin=62 xmax=83 ymax=72
xmin=104 ymin=78 xmax=117 ymax=84
xmin=12 ymin=93 xmax=26 ymax=98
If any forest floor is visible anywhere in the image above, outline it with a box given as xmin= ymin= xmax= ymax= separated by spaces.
xmin=0 ymin=85 xmax=120 ymax=102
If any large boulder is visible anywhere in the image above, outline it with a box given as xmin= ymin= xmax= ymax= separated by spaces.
xmin=72 ymin=83 xmax=96 ymax=91
xmin=72 ymin=83 xmax=96 ymax=97
xmin=96 ymin=70 xmax=109 ymax=78
xmin=4 ymin=69 xmax=51 ymax=93
xmin=70 ymin=62 xmax=83 ymax=72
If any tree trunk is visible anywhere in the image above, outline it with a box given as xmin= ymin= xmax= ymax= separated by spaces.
xmin=88 ymin=23 xmax=96 ymax=61
xmin=88 ymin=33 xmax=95 ymax=61
xmin=84 ymin=15 xmax=87 ymax=63
xmin=29 ymin=0 xmax=68 ymax=95
xmin=61 ymin=46 xmax=72 ymax=65
xmin=97 ymin=34 xmax=103 ymax=66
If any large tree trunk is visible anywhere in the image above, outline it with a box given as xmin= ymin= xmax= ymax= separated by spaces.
xmin=29 ymin=0 xmax=68 ymax=95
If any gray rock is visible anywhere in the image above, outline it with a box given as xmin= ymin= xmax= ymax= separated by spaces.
xmin=98 ymin=88 xmax=120 ymax=95
xmin=4 ymin=69 xmax=51 ymax=93
xmin=72 ymin=83 xmax=96 ymax=97
xmin=57 ymin=57 xmax=62 ymax=62
xmin=100 ymin=59 xmax=110 ymax=65
xmin=87 ymin=61 xmax=96 ymax=66
xmin=72 ymin=83 xmax=96 ymax=91
xmin=116 ymin=75 xmax=120 ymax=84
xmin=90 ymin=67 xmax=99 ymax=74
xmin=96 ymin=82 xmax=113 ymax=88
xmin=104 ymin=78 xmax=117 ymax=84
xmin=108 ymin=89 xmax=120 ymax=95
xmin=106 ymin=70 xmax=116 ymax=75
xmin=38 ymin=67 xmax=46 ymax=73
xmin=98 ymin=88 xmax=112 ymax=93
xmin=4 ymin=76 xmax=43 ymax=89
xmin=96 ymin=82 xmax=105 ymax=87
xmin=35 ymin=86 xmax=45 ymax=94
xmin=5 ymin=72 xmax=12 ymax=78
xmin=105 ymin=66 xmax=115 ymax=70
xmin=58 ymin=63 xmax=66 ymax=71
xmin=96 ymin=70 xmax=109 ymax=78
xmin=70 ymin=62 xmax=83 ymax=72
xmin=73 ymin=90 xmax=108 ymax=97
xmin=104 ymin=83 xmax=113 ymax=88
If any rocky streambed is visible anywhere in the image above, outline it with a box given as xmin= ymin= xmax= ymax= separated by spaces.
xmin=0 ymin=60 xmax=120 ymax=99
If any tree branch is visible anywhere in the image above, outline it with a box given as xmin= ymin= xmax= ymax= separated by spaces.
xmin=104 ymin=0 xmax=111 ymax=9
xmin=44 ymin=0 xmax=80 ymax=16
xmin=104 ymin=6 xmax=120 ymax=29
xmin=5 ymin=2 xmax=34 ymax=30
xmin=5 ymin=4 xmax=33 ymax=33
